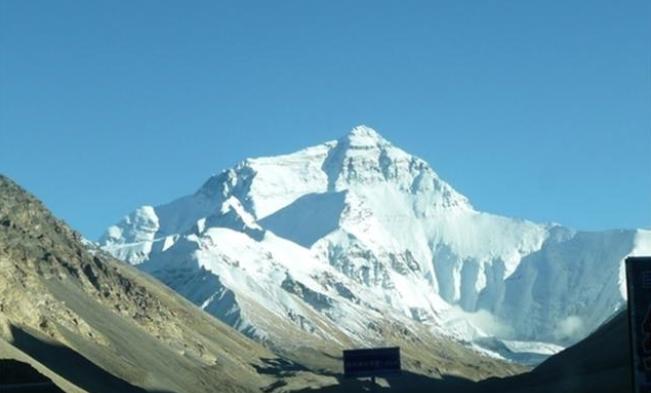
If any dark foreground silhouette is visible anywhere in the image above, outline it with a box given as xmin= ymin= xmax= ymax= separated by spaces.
xmin=0 ymin=358 xmax=65 ymax=392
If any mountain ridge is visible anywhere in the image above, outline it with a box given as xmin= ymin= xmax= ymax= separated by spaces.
xmin=99 ymin=126 xmax=651 ymax=364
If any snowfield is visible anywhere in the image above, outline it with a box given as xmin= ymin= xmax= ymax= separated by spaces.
xmin=100 ymin=126 xmax=651 ymax=363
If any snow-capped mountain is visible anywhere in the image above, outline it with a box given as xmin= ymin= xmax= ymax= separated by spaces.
xmin=100 ymin=126 xmax=651 ymax=363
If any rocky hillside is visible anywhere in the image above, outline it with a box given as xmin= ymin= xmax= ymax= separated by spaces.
xmin=0 ymin=175 xmax=335 ymax=393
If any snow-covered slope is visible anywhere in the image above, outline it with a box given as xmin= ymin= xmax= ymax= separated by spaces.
xmin=100 ymin=126 xmax=651 ymax=363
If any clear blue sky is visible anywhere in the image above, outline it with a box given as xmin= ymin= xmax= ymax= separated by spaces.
xmin=1 ymin=1 xmax=649 ymax=239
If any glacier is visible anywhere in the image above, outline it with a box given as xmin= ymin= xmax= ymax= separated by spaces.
xmin=100 ymin=125 xmax=651 ymax=362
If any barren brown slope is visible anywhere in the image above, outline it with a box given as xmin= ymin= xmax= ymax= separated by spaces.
xmin=0 ymin=175 xmax=332 ymax=393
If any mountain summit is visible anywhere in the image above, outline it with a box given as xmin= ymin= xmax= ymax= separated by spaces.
xmin=340 ymin=124 xmax=388 ymax=146
xmin=100 ymin=126 xmax=651 ymax=365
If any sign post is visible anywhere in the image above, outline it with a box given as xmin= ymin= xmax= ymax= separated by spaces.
xmin=343 ymin=346 xmax=401 ymax=389
xmin=626 ymin=256 xmax=651 ymax=393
